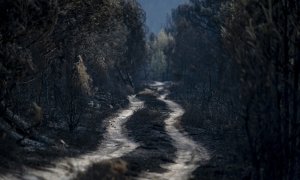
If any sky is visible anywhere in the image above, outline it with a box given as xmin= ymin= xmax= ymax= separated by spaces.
xmin=138 ymin=0 xmax=187 ymax=34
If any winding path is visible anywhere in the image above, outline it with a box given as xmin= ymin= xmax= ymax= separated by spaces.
xmin=5 ymin=95 xmax=144 ymax=180
xmin=3 ymin=82 xmax=210 ymax=180
xmin=139 ymin=82 xmax=210 ymax=180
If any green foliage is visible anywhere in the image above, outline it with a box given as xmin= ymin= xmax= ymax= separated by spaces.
xmin=147 ymin=30 xmax=174 ymax=80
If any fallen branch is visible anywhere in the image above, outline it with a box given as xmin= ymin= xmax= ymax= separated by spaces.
xmin=0 ymin=118 xmax=45 ymax=147
xmin=1 ymin=103 xmax=55 ymax=146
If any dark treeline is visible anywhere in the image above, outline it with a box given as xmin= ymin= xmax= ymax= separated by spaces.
xmin=0 ymin=0 xmax=299 ymax=179
xmin=0 ymin=0 xmax=145 ymax=157
xmin=146 ymin=0 xmax=300 ymax=179
xmin=223 ymin=0 xmax=300 ymax=179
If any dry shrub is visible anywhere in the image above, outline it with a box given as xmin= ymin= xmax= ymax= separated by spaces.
xmin=75 ymin=159 xmax=128 ymax=180
xmin=137 ymin=89 xmax=158 ymax=98
xmin=31 ymin=102 xmax=43 ymax=126
xmin=74 ymin=55 xmax=93 ymax=96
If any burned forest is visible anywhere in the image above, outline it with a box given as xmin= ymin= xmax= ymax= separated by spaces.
xmin=0 ymin=0 xmax=299 ymax=180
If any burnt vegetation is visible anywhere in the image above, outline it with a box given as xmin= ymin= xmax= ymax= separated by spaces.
xmin=144 ymin=0 xmax=300 ymax=179
xmin=0 ymin=0 xmax=146 ymax=168
xmin=0 ymin=0 xmax=300 ymax=179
